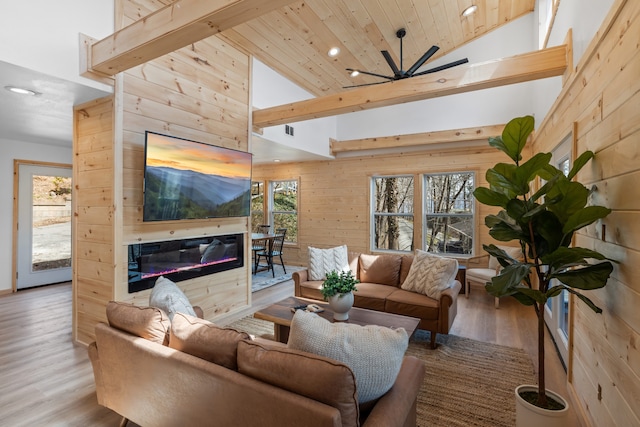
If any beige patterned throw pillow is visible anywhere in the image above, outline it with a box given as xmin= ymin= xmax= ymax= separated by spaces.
xmin=401 ymin=250 xmax=458 ymax=299
xmin=287 ymin=310 xmax=408 ymax=403
xmin=308 ymin=245 xmax=349 ymax=281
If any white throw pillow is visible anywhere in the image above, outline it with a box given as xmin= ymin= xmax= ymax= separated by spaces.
xmin=308 ymin=245 xmax=349 ymax=281
xmin=401 ymin=250 xmax=458 ymax=299
xmin=149 ymin=276 xmax=197 ymax=321
xmin=287 ymin=310 xmax=408 ymax=403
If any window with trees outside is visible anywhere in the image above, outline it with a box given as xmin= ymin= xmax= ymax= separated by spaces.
xmin=372 ymin=176 xmax=414 ymax=252
xmin=250 ymin=181 xmax=264 ymax=231
xmin=269 ymin=180 xmax=298 ymax=243
xmin=424 ymin=172 xmax=474 ymax=255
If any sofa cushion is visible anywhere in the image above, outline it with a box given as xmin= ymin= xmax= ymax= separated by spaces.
xmin=399 ymin=255 xmax=414 ymax=284
xmin=358 ymin=253 xmax=402 ymax=286
xmin=401 ymin=250 xmax=458 ymax=299
xmin=169 ymin=313 xmax=250 ymax=370
xmin=287 ymin=310 xmax=408 ymax=403
xmin=352 ymin=282 xmax=398 ymax=311
xmin=385 ymin=289 xmax=440 ymax=321
xmin=348 ymin=251 xmax=360 ymax=278
xmin=149 ymin=275 xmax=197 ymax=321
xmin=237 ymin=339 xmax=359 ymax=427
xmin=105 ymin=301 xmax=170 ymax=345
xmin=308 ymin=245 xmax=350 ymax=281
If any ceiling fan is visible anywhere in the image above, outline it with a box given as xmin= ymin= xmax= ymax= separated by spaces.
xmin=344 ymin=28 xmax=469 ymax=88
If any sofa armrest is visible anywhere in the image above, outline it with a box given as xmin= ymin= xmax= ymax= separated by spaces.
xmin=88 ymin=341 xmax=105 ymax=405
xmin=292 ymin=269 xmax=309 ymax=296
xmin=464 ymin=254 xmax=489 ymax=267
xmin=362 ymin=356 xmax=425 ymax=427
xmin=438 ymin=280 xmax=462 ymax=334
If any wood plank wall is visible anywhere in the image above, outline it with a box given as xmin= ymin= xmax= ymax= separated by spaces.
xmin=73 ymin=0 xmax=252 ymax=344
xmin=252 ymin=143 xmax=519 ymax=266
xmin=73 ymin=97 xmax=116 ymax=344
xmin=531 ymin=0 xmax=640 ymax=424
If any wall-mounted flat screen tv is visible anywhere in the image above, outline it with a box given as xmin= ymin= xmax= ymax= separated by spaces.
xmin=143 ymin=131 xmax=252 ymax=221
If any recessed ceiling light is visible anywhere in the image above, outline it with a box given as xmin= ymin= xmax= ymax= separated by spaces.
xmin=274 ymin=159 xmax=281 ymax=163
xmin=328 ymin=47 xmax=340 ymax=57
xmin=4 ymin=85 xmax=40 ymax=96
xmin=350 ymin=70 xmax=360 ymax=77
xmin=462 ymin=5 xmax=478 ymax=17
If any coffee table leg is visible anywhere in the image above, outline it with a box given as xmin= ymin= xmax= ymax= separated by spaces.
xmin=274 ymin=324 xmax=290 ymax=343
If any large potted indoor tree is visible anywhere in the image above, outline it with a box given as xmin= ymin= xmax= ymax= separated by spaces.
xmin=473 ymin=115 xmax=615 ymax=427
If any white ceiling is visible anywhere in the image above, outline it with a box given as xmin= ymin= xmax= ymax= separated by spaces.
xmin=251 ymin=134 xmax=330 ymax=165
xmin=0 ymin=60 xmax=323 ymax=163
xmin=0 ymin=61 xmax=111 ymax=147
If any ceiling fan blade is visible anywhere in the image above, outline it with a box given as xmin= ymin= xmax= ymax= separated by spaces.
xmin=381 ymin=51 xmax=401 ymax=76
xmin=343 ymin=80 xmax=390 ymax=89
xmin=412 ymin=58 xmax=469 ymax=76
xmin=406 ymin=46 xmax=439 ymax=76
xmin=346 ymin=68 xmax=395 ymax=80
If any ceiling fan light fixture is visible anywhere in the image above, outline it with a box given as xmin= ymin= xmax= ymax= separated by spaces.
xmin=350 ymin=70 xmax=360 ymax=77
xmin=327 ymin=47 xmax=340 ymax=57
xmin=462 ymin=5 xmax=478 ymax=17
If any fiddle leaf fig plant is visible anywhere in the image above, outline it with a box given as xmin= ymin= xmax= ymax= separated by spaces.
xmin=474 ymin=115 xmax=615 ymax=409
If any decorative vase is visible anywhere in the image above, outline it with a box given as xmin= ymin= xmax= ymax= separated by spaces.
xmin=515 ymin=385 xmax=569 ymax=427
xmin=327 ymin=292 xmax=354 ymax=321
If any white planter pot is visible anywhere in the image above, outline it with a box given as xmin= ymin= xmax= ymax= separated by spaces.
xmin=515 ymin=385 xmax=569 ymax=427
xmin=327 ymin=292 xmax=354 ymax=321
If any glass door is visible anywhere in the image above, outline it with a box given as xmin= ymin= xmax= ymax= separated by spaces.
xmin=544 ymin=137 xmax=572 ymax=365
xmin=16 ymin=163 xmax=72 ymax=289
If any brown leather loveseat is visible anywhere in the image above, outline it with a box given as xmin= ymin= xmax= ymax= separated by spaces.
xmin=88 ymin=301 xmax=425 ymax=427
xmin=293 ymin=252 xmax=461 ymax=348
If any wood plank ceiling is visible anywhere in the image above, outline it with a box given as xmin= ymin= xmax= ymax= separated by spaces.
xmin=223 ymin=0 xmax=535 ymax=96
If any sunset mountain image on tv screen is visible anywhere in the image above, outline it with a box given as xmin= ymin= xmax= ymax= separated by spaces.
xmin=143 ymin=132 xmax=252 ymax=221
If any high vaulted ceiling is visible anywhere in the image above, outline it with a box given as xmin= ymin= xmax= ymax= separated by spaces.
xmin=223 ymin=0 xmax=535 ymax=96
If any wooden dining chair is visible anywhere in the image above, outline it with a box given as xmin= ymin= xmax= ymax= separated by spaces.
xmin=256 ymin=224 xmax=270 ymax=234
xmin=251 ymin=225 xmax=270 ymax=274
xmin=256 ymin=228 xmax=287 ymax=277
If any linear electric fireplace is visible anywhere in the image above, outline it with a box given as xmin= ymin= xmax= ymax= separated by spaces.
xmin=127 ymin=233 xmax=244 ymax=293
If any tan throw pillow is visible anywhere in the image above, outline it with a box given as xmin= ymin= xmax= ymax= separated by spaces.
xmin=287 ymin=310 xmax=408 ymax=403
xmin=401 ymin=250 xmax=458 ymax=299
xmin=308 ymin=245 xmax=349 ymax=281
xmin=169 ymin=313 xmax=250 ymax=370
xmin=149 ymin=276 xmax=197 ymax=321
xmin=106 ymin=301 xmax=170 ymax=345
xmin=237 ymin=340 xmax=359 ymax=427
xmin=359 ymin=253 xmax=402 ymax=286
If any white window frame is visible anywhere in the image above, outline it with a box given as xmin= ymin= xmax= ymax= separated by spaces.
xmin=370 ymin=175 xmax=415 ymax=253
xmin=422 ymin=171 xmax=475 ymax=256
xmin=268 ymin=179 xmax=298 ymax=243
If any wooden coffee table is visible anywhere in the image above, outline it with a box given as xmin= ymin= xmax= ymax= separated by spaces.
xmin=253 ymin=296 xmax=420 ymax=343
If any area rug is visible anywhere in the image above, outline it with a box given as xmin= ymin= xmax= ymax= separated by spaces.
xmin=251 ymin=265 xmax=305 ymax=293
xmin=227 ymin=317 xmax=536 ymax=427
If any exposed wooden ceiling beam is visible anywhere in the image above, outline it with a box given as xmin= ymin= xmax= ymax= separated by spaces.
xmin=330 ymin=124 xmax=507 ymax=154
xmin=88 ymin=0 xmax=295 ymax=76
xmin=253 ymin=45 xmax=567 ymax=128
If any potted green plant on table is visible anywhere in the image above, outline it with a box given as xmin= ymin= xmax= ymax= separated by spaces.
xmin=321 ymin=270 xmax=359 ymax=321
xmin=473 ymin=115 xmax=615 ymax=426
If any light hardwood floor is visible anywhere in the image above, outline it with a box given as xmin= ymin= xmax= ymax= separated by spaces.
xmin=0 ymin=280 xmax=581 ymax=426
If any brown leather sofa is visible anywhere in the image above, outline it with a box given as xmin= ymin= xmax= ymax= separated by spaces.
xmin=88 ymin=302 xmax=425 ymax=427
xmin=293 ymin=252 xmax=461 ymax=349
